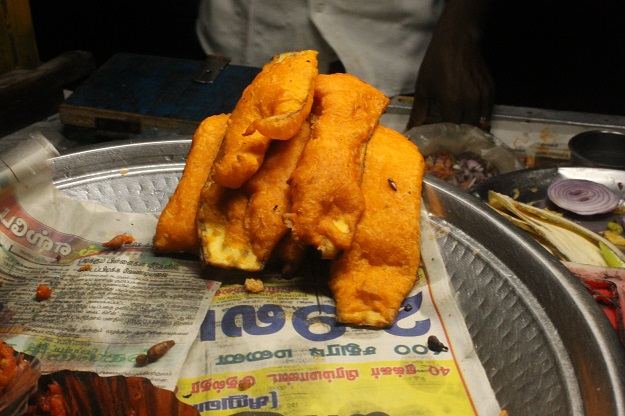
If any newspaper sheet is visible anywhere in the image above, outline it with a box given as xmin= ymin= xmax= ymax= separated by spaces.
xmin=175 ymin=208 xmax=502 ymax=415
xmin=0 ymin=136 xmax=501 ymax=414
xmin=0 ymin=139 xmax=218 ymax=390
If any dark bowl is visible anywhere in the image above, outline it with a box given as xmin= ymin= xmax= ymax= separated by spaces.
xmin=30 ymin=371 xmax=199 ymax=416
xmin=568 ymin=130 xmax=625 ymax=170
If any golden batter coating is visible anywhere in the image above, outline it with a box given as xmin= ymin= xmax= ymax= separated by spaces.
xmin=329 ymin=125 xmax=425 ymax=327
xmin=153 ymin=113 xmax=229 ymax=254
xmin=197 ymin=121 xmax=310 ymax=271
xmin=244 ymin=121 xmax=311 ymax=262
xmin=285 ymin=73 xmax=390 ymax=259
xmin=211 ymin=50 xmax=318 ymax=189
xmin=197 ymin=182 xmax=260 ymax=269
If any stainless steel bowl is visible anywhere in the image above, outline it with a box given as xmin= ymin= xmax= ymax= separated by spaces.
xmin=569 ymin=130 xmax=625 ymax=170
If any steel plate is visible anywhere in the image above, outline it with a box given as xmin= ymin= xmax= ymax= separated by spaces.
xmin=52 ymin=139 xmax=625 ymax=415
xmin=472 ymin=167 xmax=625 ymax=239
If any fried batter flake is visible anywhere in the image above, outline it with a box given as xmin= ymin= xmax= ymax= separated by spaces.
xmin=153 ymin=51 xmax=429 ymax=329
xmin=329 ymin=125 xmax=425 ymax=327
xmin=153 ymin=113 xmax=229 ymax=254
xmin=244 ymin=278 xmax=265 ymax=294
xmin=285 ymin=73 xmax=390 ymax=259
xmin=211 ymin=50 xmax=318 ymax=189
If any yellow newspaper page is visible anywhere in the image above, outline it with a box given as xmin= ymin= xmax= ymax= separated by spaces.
xmin=176 ymin=211 xmax=501 ymax=415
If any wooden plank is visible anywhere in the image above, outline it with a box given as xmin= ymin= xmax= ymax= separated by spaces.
xmin=60 ymin=53 xmax=261 ymax=137
xmin=0 ymin=50 xmax=95 ymax=136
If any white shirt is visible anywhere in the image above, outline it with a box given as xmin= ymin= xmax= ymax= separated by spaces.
xmin=196 ymin=0 xmax=444 ymax=97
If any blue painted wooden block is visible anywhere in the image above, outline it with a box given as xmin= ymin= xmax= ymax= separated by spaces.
xmin=60 ymin=53 xmax=260 ymax=136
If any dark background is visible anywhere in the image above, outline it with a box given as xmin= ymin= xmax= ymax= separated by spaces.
xmin=482 ymin=0 xmax=625 ymax=116
xmin=29 ymin=0 xmax=625 ymax=117
xmin=30 ymin=0 xmax=205 ymax=65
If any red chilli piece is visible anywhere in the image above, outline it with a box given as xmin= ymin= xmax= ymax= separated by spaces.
xmin=36 ymin=284 xmax=52 ymax=301
xmin=103 ymin=233 xmax=135 ymax=249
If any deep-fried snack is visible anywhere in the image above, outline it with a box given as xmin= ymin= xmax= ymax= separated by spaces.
xmin=244 ymin=120 xmax=310 ymax=261
xmin=153 ymin=113 xmax=229 ymax=254
xmin=248 ymin=51 xmax=318 ymax=141
xmin=153 ymin=51 xmax=428 ymax=330
xmin=284 ymin=73 xmax=390 ymax=259
xmin=197 ymin=182 xmax=258 ymax=269
xmin=329 ymin=125 xmax=425 ymax=327
xmin=0 ymin=342 xmax=19 ymax=396
xmin=211 ymin=50 xmax=318 ymax=189
xmin=30 ymin=380 xmax=67 ymax=415
xmin=197 ymin=121 xmax=310 ymax=270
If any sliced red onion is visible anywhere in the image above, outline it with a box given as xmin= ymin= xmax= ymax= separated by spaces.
xmin=547 ymin=179 xmax=620 ymax=215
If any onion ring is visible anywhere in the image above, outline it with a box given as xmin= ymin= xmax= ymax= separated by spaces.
xmin=547 ymin=179 xmax=621 ymax=215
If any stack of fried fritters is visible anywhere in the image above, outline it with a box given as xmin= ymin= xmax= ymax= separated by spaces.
xmin=154 ymin=50 xmax=425 ymax=328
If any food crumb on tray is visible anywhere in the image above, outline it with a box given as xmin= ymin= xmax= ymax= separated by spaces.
xmin=102 ymin=233 xmax=135 ymax=249
xmin=244 ymin=278 xmax=264 ymax=293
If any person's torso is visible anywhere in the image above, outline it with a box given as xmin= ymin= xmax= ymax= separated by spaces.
xmin=196 ymin=0 xmax=443 ymax=96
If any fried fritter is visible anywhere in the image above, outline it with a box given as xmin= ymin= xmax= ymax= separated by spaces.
xmin=153 ymin=113 xmax=229 ymax=254
xmin=244 ymin=120 xmax=311 ymax=261
xmin=197 ymin=182 xmax=259 ymax=269
xmin=329 ymin=125 xmax=425 ymax=327
xmin=211 ymin=50 xmax=318 ymax=189
xmin=197 ymin=121 xmax=311 ymax=270
xmin=284 ymin=73 xmax=390 ymax=259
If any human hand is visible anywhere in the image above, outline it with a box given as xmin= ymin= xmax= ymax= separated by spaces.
xmin=408 ymin=0 xmax=495 ymax=130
